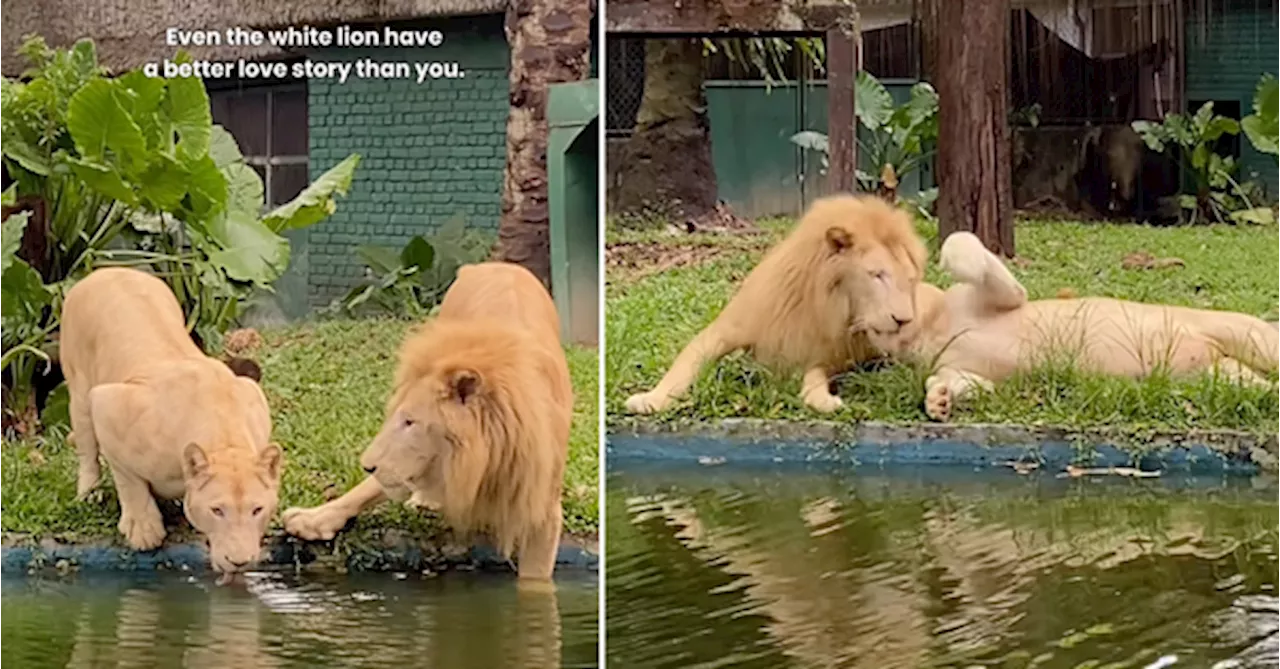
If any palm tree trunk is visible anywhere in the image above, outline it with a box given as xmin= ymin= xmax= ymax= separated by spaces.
xmin=494 ymin=0 xmax=593 ymax=287
xmin=612 ymin=39 xmax=745 ymax=229
xmin=934 ymin=0 xmax=1015 ymax=256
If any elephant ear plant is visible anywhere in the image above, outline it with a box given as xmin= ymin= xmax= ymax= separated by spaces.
xmin=790 ymin=71 xmax=940 ymax=219
xmin=1241 ymin=74 xmax=1278 ymax=158
xmin=1131 ymin=100 xmax=1273 ymax=225
xmin=1 ymin=36 xmax=360 ymax=430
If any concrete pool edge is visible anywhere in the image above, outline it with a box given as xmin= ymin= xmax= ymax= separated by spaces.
xmin=1 ymin=531 xmax=599 ymax=576
xmin=607 ymin=418 xmax=1279 ymax=473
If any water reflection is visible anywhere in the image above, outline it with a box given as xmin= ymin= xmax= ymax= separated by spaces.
xmin=606 ymin=464 xmax=1279 ymax=669
xmin=3 ymin=570 xmax=598 ymax=668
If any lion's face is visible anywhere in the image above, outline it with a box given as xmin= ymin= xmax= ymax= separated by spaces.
xmin=359 ymin=369 xmax=487 ymax=512
xmin=823 ymin=216 xmax=924 ymax=338
xmin=182 ymin=443 xmax=282 ymax=574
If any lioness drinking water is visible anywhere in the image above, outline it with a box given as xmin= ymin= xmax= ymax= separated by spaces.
xmin=61 ymin=268 xmax=282 ymax=573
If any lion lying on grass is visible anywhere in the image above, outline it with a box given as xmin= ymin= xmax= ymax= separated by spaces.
xmin=868 ymin=232 xmax=1278 ymax=421
xmin=61 ymin=268 xmax=281 ymax=574
xmin=624 ymin=194 xmax=927 ymax=414
xmin=282 ymin=262 xmax=573 ymax=580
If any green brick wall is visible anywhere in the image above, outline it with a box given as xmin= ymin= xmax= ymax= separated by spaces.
xmin=1185 ymin=0 xmax=1279 ymax=195
xmin=304 ymin=15 xmax=510 ymax=307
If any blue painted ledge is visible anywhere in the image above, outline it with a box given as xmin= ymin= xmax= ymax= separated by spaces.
xmin=606 ymin=418 xmax=1277 ymax=474
xmin=2 ymin=533 xmax=598 ymax=576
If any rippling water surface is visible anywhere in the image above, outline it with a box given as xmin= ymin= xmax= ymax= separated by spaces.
xmin=606 ymin=463 xmax=1278 ymax=669
xmin=2 ymin=569 xmax=598 ymax=668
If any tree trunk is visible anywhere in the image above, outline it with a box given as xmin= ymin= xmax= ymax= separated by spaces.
xmin=612 ymin=39 xmax=747 ymax=229
xmin=494 ymin=0 xmax=593 ymax=287
xmin=934 ymin=0 xmax=1015 ymax=256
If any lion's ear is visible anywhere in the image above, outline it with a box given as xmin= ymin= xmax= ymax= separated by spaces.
xmin=449 ymin=369 xmax=482 ymax=404
xmin=258 ymin=443 xmax=283 ymax=482
xmin=182 ymin=442 xmax=210 ymax=480
xmin=825 ymin=226 xmax=853 ymax=253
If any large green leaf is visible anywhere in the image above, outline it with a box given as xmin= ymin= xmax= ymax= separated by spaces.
xmin=355 ymin=245 xmax=403 ymax=276
xmin=400 ymin=236 xmax=436 ymax=272
xmin=66 ymin=156 xmax=138 ymax=206
xmin=209 ymin=125 xmax=245 ymax=169
xmin=1242 ymin=74 xmax=1278 ymax=156
xmin=854 ymin=71 xmax=894 ymax=132
xmin=223 ymin=162 xmax=265 ymax=217
xmin=1 ymin=134 xmax=52 ymax=176
xmin=136 ymin=153 xmax=190 ymax=210
xmin=66 ymin=78 xmax=146 ymax=168
xmin=1 ymin=211 xmax=52 ymax=319
xmin=789 ymin=130 xmax=829 ymax=153
xmin=117 ymin=70 xmax=168 ymax=150
xmin=2 ymin=211 xmax=30 ymax=274
xmin=260 ymin=154 xmax=361 ymax=232
xmin=165 ymin=52 xmax=212 ymax=160
xmin=184 ymin=154 xmax=228 ymax=221
xmin=206 ymin=210 xmax=290 ymax=283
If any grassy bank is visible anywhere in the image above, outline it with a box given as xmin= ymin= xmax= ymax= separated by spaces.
xmin=2 ymin=319 xmax=599 ymax=542
xmin=606 ymin=218 xmax=1279 ymax=436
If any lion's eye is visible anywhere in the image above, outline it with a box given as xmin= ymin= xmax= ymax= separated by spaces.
xmin=871 ymin=270 xmax=888 ymax=280
xmin=212 ymin=507 xmax=225 ymax=518
xmin=252 ymin=506 xmax=264 ymax=517
xmin=402 ymin=417 xmax=417 ymax=429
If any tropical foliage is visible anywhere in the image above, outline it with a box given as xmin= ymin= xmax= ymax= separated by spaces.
xmin=790 ymin=72 xmax=940 ymax=215
xmin=1241 ymin=74 xmax=1278 ymax=157
xmin=1131 ymin=101 xmax=1272 ymax=225
xmin=1 ymin=37 xmax=359 ymax=428
xmin=333 ymin=216 xmax=495 ymax=318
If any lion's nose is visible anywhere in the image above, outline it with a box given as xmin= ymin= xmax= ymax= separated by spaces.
xmin=893 ymin=316 xmax=912 ymax=328
xmin=363 ymin=465 xmax=377 ymax=474
xmin=226 ymin=557 xmax=250 ymax=569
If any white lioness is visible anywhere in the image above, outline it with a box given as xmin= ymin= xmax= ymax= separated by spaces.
xmin=282 ymin=262 xmax=573 ymax=580
xmin=61 ymin=268 xmax=281 ymax=573
xmin=868 ymin=232 xmax=1278 ymax=420
xmin=624 ymin=194 xmax=927 ymax=414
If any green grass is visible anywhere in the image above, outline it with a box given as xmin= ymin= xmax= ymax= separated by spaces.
xmin=606 ymin=218 xmax=1279 ymax=435
xmin=2 ymin=318 xmax=599 ymax=539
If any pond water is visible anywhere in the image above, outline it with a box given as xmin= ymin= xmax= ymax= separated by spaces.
xmin=2 ymin=569 xmax=598 ymax=668
xmin=607 ymin=462 xmax=1278 ymax=669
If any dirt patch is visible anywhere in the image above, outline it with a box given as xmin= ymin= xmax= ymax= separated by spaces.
xmin=607 ymin=241 xmax=727 ymax=281
xmin=1121 ymin=251 xmax=1185 ymax=270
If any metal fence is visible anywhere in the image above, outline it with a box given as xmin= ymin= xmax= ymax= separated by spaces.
xmin=606 ymin=38 xmax=645 ymax=136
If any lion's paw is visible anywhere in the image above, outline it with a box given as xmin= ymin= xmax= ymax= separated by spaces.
xmin=624 ymin=392 xmax=667 ymax=415
xmin=804 ymin=392 xmax=844 ymax=414
xmin=925 ymin=385 xmax=952 ymax=422
xmin=282 ymin=506 xmax=349 ymax=542
xmin=119 ymin=511 xmax=165 ymax=551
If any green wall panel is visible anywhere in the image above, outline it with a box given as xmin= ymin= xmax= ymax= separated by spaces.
xmin=304 ymin=15 xmax=510 ymax=307
xmin=1185 ymin=1 xmax=1279 ymax=195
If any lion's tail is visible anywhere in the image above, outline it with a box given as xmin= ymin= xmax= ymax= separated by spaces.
xmin=1202 ymin=312 xmax=1279 ymax=374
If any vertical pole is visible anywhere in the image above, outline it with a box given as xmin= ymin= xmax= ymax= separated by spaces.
xmin=826 ymin=10 xmax=860 ymax=195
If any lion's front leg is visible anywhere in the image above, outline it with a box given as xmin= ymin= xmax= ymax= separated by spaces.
xmin=516 ymin=504 xmax=563 ymax=580
xmin=924 ymin=368 xmax=993 ymax=422
xmin=625 ymin=321 xmax=742 ymax=414
xmin=282 ymin=476 xmax=387 ymax=541
xmin=800 ymin=366 xmax=843 ymax=413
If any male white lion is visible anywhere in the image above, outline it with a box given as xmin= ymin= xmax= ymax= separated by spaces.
xmin=282 ymin=262 xmax=573 ymax=580
xmin=868 ymin=232 xmax=1278 ymax=421
xmin=61 ymin=268 xmax=281 ymax=573
xmin=624 ymin=194 xmax=927 ymax=414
